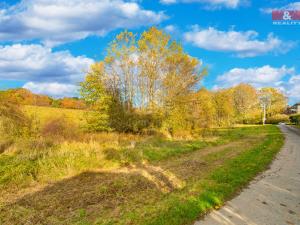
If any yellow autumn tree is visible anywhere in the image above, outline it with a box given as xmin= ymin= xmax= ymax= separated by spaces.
xmin=232 ymin=83 xmax=260 ymax=123
xmin=81 ymin=27 xmax=206 ymax=133
xmin=213 ymin=89 xmax=235 ymax=127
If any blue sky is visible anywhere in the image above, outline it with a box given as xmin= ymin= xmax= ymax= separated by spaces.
xmin=0 ymin=0 xmax=299 ymax=104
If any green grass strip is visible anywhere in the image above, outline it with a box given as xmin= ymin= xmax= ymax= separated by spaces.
xmin=145 ymin=125 xmax=284 ymax=225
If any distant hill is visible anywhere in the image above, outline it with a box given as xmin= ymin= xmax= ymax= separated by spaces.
xmin=0 ymin=88 xmax=87 ymax=110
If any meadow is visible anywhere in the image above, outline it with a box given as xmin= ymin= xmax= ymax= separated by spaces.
xmin=0 ymin=106 xmax=284 ymax=225
xmin=23 ymin=105 xmax=87 ymax=127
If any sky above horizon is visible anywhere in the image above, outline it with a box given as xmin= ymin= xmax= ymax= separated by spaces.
xmin=0 ymin=0 xmax=299 ymax=104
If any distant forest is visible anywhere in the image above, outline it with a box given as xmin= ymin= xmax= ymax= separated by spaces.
xmin=0 ymin=88 xmax=86 ymax=109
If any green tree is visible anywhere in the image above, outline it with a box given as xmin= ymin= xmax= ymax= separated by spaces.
xmin=80 ymin=62 xmax=112 ymax=131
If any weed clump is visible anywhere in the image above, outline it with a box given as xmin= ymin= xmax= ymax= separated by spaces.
xmin=41 ymin=117 xmax=80 ymax=141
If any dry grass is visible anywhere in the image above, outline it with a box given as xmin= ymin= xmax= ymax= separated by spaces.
xmin=0 ymin=125 xmax=282 ymax=225
xmin=0 ymin=137 xmax=258 ymax=224
xmin=23 ymin=105 xmax=86 ymax=127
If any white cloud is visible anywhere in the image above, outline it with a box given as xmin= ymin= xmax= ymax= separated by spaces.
xmin=0 ymin=43 xmax=93 ymax=97
xmin=183 ymin=26 xmax=294 ymax=57
xmin=0 ymin=0 xmax=166 ymax=46
xmin=216 ymin=65 xmax=295 ymax=88
xmin=215 ymin=65 xmax=300 ymax=103
xmin=160 ymin=0 xmax=242 ymax=9
xmin=282 ymin=75 xmax=300 ymax=104
xmin=23 ymin=82 xmax=79 ymax=98
xmin=261 ymin=2 xmax=300 ymax=14
xmin=0 ymin=44 xmax=93 ymax=82
xmin=161 ymin=0 xmax=177 ymax=4
xmin=164 ymin=24 xmax=181 ymax=37
xmin=164 ymin=25 xmax=178 ymax=33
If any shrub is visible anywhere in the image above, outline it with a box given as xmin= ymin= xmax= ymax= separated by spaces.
xmin=0 ymin=140 xmax=13 ymax=154
xmin=290 ymin=114 xmax=300 ymax=125
xmin=41 ymin=117 xmax=80 ymax=140
xmin=0 ymin=100 xmax=33 ymax=138
xmin=108 ymin=106 xmax=162 ymax=133
xmin=84 ymin=111 xmax=111 ymax=132
xmin=122 ymin=111 xmax=162 ymax=134
xmin=266 ymin=114 xmax=290 ymax=124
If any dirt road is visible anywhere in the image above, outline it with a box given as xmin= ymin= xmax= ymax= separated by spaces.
xmin=195 ymin=124 xmax=300 ymax=225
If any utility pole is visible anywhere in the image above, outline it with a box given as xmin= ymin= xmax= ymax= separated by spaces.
xmin=262 ymin=102 xmax=266 ymax=125
xmin=259 ymin=94 xmax=271 ymax=125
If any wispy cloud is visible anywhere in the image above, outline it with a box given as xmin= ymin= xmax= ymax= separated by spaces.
xmin=160 ymin=0 xmax=245 ymax=9
xmin=261 ymin=2 xmax=300 ymax=14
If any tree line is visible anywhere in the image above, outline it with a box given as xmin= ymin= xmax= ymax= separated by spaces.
xmin=80 ymin=27 xmax=288 ymax=134
xmin=0 ymin=88 xmax=86 ymax=109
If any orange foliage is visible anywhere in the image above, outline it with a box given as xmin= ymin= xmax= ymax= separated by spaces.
xmin=60 ymin=98 xmax=86 ymax=109
xmin=1 ymin=88 xmax=52 ymax=106
xmin=0 ymin=88 xmax=87 ymax=109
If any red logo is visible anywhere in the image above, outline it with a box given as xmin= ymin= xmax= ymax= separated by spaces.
xmin=272 ymin=10 xmax=300 ymax=20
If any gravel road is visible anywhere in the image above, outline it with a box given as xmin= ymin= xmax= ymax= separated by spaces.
xmin=195 ymin=124 xmax=300 ymax=225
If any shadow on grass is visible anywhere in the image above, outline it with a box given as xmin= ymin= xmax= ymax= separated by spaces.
xmin=0 ymin=126 xmax=282 ymax=225
xmin=0 ymin=140 xmax=249 ymax=225
xmin=0 ymin=163 xmax=185 ymax=225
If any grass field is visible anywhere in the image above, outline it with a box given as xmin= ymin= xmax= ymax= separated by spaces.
xmin=23 ymin=105 xmax=87 ymax=127
xmin=0 ymin=114 xmax=284 ymax=225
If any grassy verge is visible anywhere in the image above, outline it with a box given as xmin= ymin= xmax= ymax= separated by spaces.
xmin=0 ymin=125 xmax=283 ymax=225
xmin=118 ymin=125 xmax=268 ymax=163
xmin=142 ymin=125 xmax=283 ymax=225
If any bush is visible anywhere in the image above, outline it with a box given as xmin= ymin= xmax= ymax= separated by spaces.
xmin=122 ymin=112 xmax=162 ymax=134
xmin=108 ymin=106 xmax=162 ymax=133
xmin=41 ymin=117 xmax=80 ymax=140
xmin=0 ymin=140 xmax=13 ymax=154
xmin=290 ymin=114 xmax=300 ymax=125
xmin=266 ymin=114 xmax=290 ymax=124
xmin=0 ymin=100 xmax=33 ymax=138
